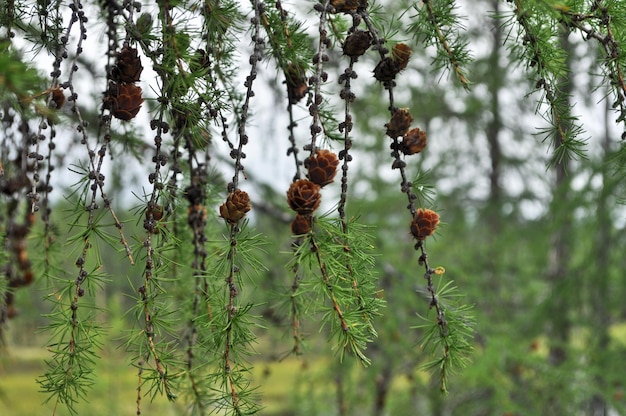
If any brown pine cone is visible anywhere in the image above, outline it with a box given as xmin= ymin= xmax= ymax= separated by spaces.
xmin=49 ymin=87 xmax=65 ymax=109
xmin=287 ymin=179 xmax=321 ymax=215
xmin=145 ymin=203 xmax=164 ymax=221
xmin=291 ymin=214 xmax=312 ymax=235
xmin=306 ymin=149 xmax=339 ymax=187
xmin=410 ymin=208 xmax=440 ymax=240
xmin=330 ymin=0 xmax=367 ymax=13
xmin=373 ymin=57 xmax=401 ymax=82
xmin=219 ymin=189 xmax=251 ymax=223
xmin=385 ymin=108 xmax=413 ymax=138
xmin=103 ymin=82 xmax=144 ymax=121
xmin=399 ymin=128 xmax=427 ymax=155
xmin=343 ymin=30 xmax=372 ymax=58
xmin=111 ymin=46 xmax=143 ymax=83
xmin=190 ymin=49 xmax=210 ymax=72
xmin=392 ymin=43 xmax=412 ymax=70
xmin=285 ymin=63 xmax=308 ymax=104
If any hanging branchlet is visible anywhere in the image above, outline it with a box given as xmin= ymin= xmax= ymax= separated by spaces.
xmin=333 ymin=11 xmax=383 ymax=339
xmin=413 ymin=237 xmax=474 ymax=392
xmin=204 ymin=3 xmax=265 ymax=413
xmin=309 ymin=0 xmax=333 ymax=153
xmin=257 ymin=0 xmax=313 ymax=179
xmin=36 ymin=1 xmax=132 ymax=412
xmin=553 ymin=1 xmax=626 ymax=137
xmin=359 ymin=1 xmax=474 ymax=391
xmin=337 ymin=12 xmax=367 ymax=223
xmin=408 ymin=0 xmax=471 ymax=89
xmin=282 ymin=0 xmax=335 ymax=358
xmin=504 ymin=0 xmax=587 ymax=168
xmin=286 ymin=212 xmax=381 ymax=365
xmin=0 ymin=0 xmax=49 ymax=337
xmin=1 ymin=209 xmax=36 ymax=326
xmin=286 ymin=130 xmax=380 ymax=364
xmin=127 ymin=1 xmax=181 ymax=408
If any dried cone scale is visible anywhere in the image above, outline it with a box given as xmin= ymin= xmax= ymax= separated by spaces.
xmin=219 ymin=189 xmax=252 ymax=223
xmin=410 ymin=208 xmax=440 ymax=240
xmin=306 ymin=149 xmax=339 ymax=187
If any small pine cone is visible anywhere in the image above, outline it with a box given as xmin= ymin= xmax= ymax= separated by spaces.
xmin=285 ymin=63 xmax=308 ymax=104
xmin=287 ymin=179 xmax=321 ymax=215
xmin=104 ymin=82 xmax=143 ymax=121
xmin=410 ymin=208 xmax=440 ymax=240
xmin=399 ymin=128 xmax=427 ymax=155
xmin=219 ymin=189 xmax=251 ymax=223
xmin=291 ymin=214 xmax=312 ymax=235
xmin=145 ymin=203 xmax=164 ymax=221
xmin=343 ymin=30 xmax=372 ymax=57
xmin=190 ymin=49 xmax=210 ymax=72
xmin=385 ymin=108 xmax=413 ymax=138
xmin=330 ymin=0 xmax=366 ymax=13
xmin=392 ymin=43 xmax=412 ymax=70
xmin=306 ymin=149 xmax=339 ymax=187
xmin=111 ymin=46 xmax=143 ymax=83
xmin=49 ymin=87 xmax=65 ymax=109
xmin=373 ymin=57 xmax=401 ymax=82
xmin=6 ymin=304 xmax=18 ymax=319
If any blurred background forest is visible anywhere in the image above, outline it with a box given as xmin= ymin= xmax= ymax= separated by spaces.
xmin=1 ymin=0 xmax=626 ymax=415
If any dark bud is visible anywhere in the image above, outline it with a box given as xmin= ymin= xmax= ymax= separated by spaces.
xmin=343 ymin=30 xmax=372 ymax=58
xmin=373 ymin=57 xmax=401 ymax=82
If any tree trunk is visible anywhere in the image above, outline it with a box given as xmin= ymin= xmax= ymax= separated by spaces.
xmin=545 ymin=24 xmax=574 ymax=413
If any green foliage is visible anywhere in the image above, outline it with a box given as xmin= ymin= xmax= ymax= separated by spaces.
xmin=2 ymin=0 xmax=626 ymax=415
xmin=287 ymin=214 xmax=383 ymax=365
xmin=415 ymin=276 xmax=474 ymax=392
xmin=409 ymin=0 xmax=472 ymax=88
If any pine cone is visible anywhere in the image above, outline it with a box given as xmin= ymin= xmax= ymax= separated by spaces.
xmin=190 ymin=49 xmax=210 ymax=72
xmin=219 ymin=189 xmax=251 ymax=223
xmin=399 ymin=128 xmax=427 ymax=155
xmin=385 ymin=108 xmax=413 ymax=138
xmin=291 ymin=214 xmax=312 ymax=235
xmin=287 ymin=179 xmax=321 ymax=215
xmin=104 ymin=82 xmax=143 ymax=121
xmin=392 ymin=43 xmax=412 ymax=70
xmin=285 ymin=63 xmax=308 ymax=104
xmin=49 ymin=87 xmax=65 ymax=109
xmin=410 ymin=208 xmax=440 ymax=240
xmin=145 ymin=203 xmax=164 ymax=221
xmin=330 ymin=0 xmax=367 ymax=13
xmin=306 ymin=149 xmax=339 ymax=187
xmin=373 ymin=57 xmax=401 ymax=82
xmin=111 ymin=46 xmax=143 ymax=83
xmin=343 ymin=30 xmax=372 ymax=57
